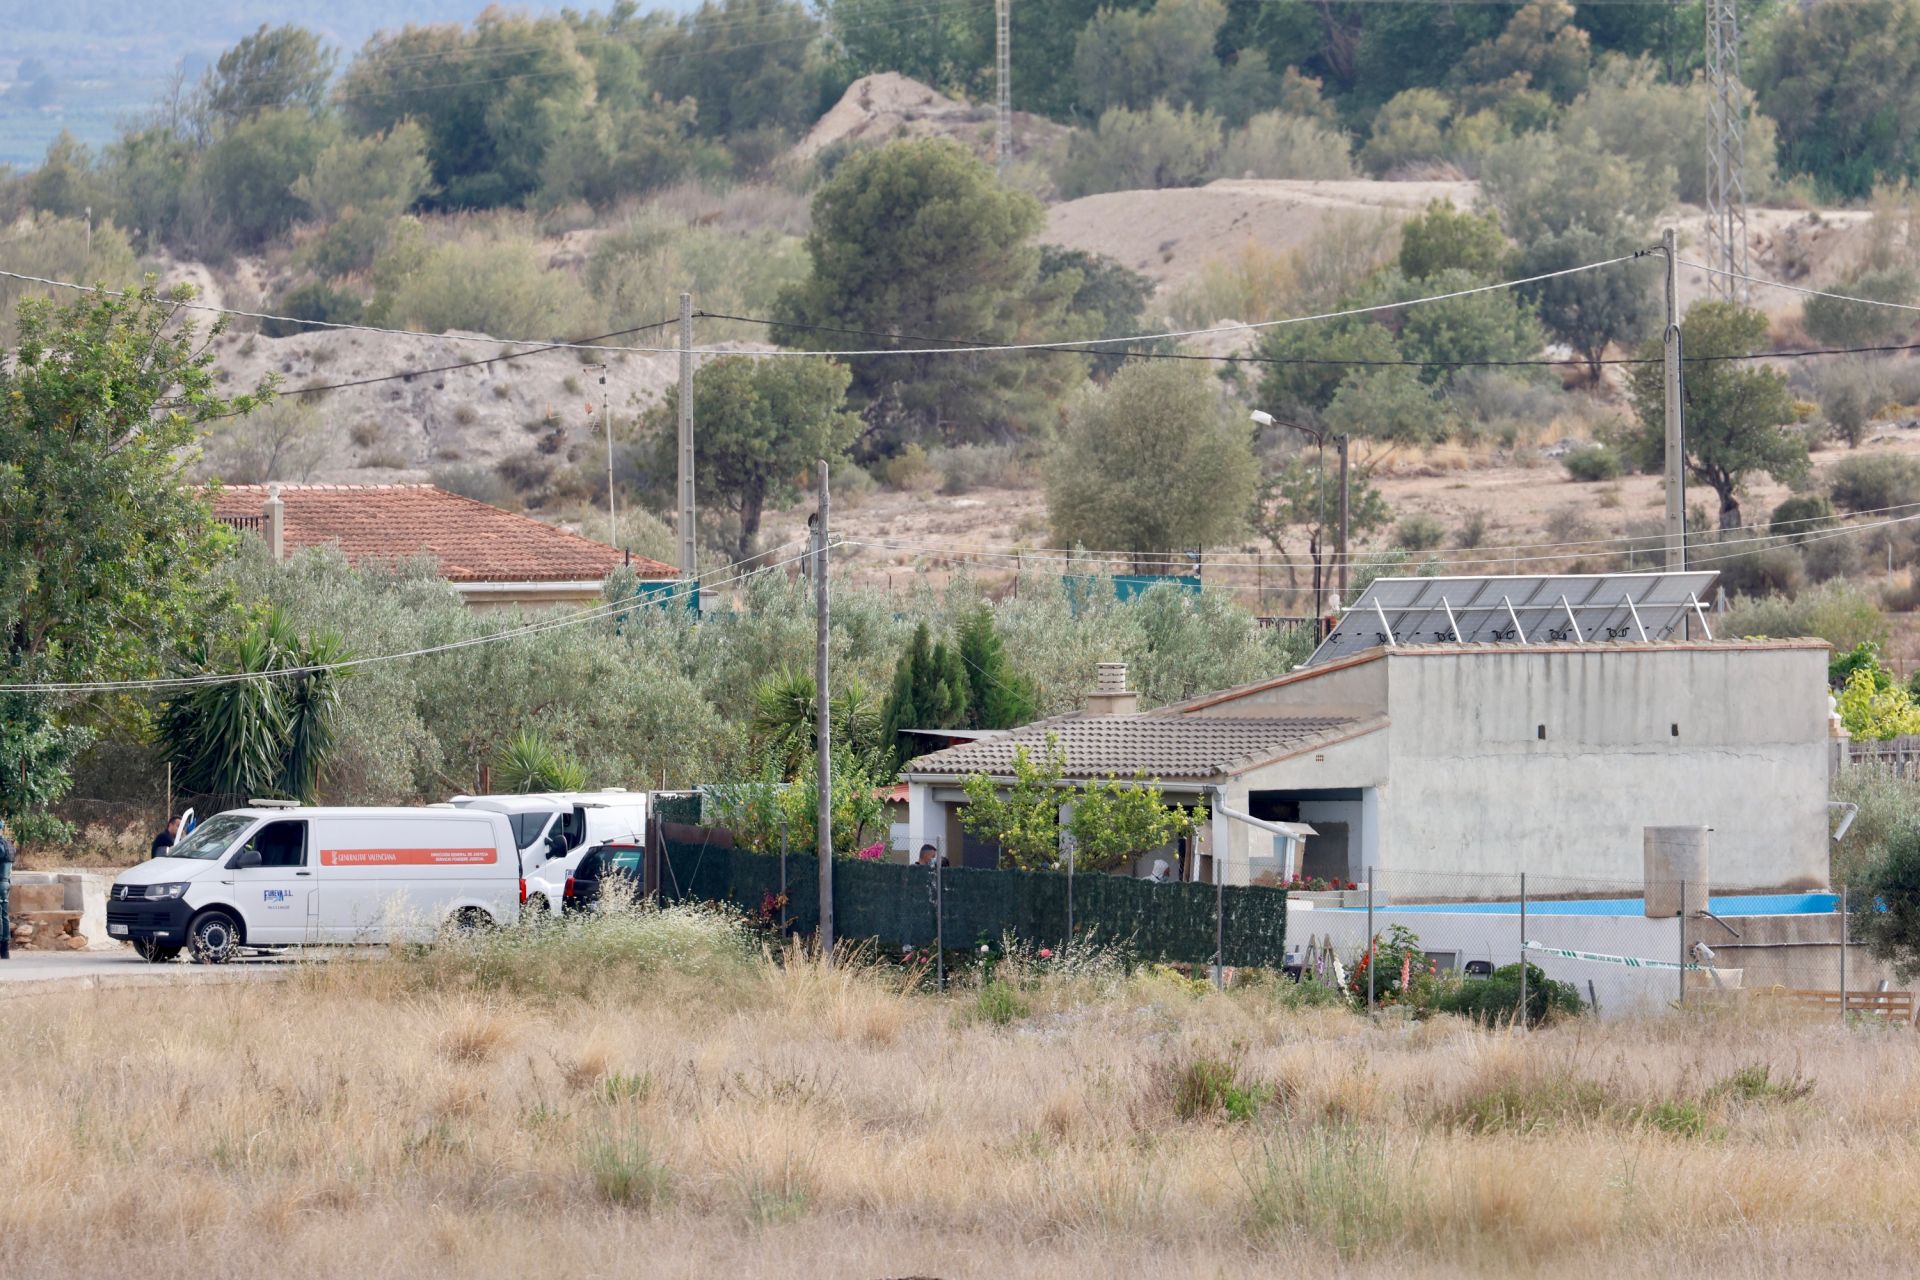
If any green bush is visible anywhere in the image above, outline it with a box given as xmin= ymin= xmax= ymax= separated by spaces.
xmin=1432 ymin=961 xmax=1582 ymax=1026
xmin=261 ymin=280 xmax=365 ymax=338
xmin=1562 ymin=445 xmax=1622 ymax=482
xmin=972 ymin=979 xmax=1031 ymax=1025
xmin=1172 ymin=1056 xmax=1270 ymax=1122
xmin=1827 ymin=452 xmax=1920 ymax=514
xmin=1802 ymin=269 xmax=1917 ymax=348
xmin=1214 ymin=111 xmax=1354 ymax=180
xmin=1770 ymin=492 xmax=1838 ymax=542
xmin=1721 ymin=579 xmax=1890 ymax=654
xmin=1393 ymin=513 xmax=1446 ymax=551
xmin=1054 ymin=103 xmax=1223 ymax=198
xmin=1710 ymin=541 xmax=1805 ymax=599
xmin=372 ymin=234 xmax=600 ymax=339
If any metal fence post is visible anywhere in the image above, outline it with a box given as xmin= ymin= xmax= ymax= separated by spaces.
xmin=779 ymin=820 xmax=788 ymax=932
xmin=935 ymin=845 xmax=946 ymax=992
xmin=1839 ymin=882 xmax=1849 ymax=1025
xmin=1214 ymin=847 xmax=1225 ymax=991
xmin=1677 ymin=879 xmax=1687 ymax=1007
xmin=1066 ymin=838 xmax=1075 ymax=954
xmin=1519 ymin=872 xmax=1528 ymax=1027
xmin=1366 ymin=865 xmax=1375 ymax=1014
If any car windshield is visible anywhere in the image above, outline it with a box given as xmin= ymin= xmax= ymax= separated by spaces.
xmin=164 ymin=814 xmax=253 ymax=860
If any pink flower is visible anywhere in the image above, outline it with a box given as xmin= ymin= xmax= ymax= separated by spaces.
xmin=1039 ymin=948 xmax=1053 ymax=960
xmin=855 ymin=842 xmax=885 ymax=861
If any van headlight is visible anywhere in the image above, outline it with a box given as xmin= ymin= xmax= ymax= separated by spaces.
xmin=142 ymin=883 xmax=190 ymax=901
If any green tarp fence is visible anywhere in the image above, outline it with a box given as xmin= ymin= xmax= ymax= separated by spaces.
xmin=658 ymin=838 xmax=1289 ymax=967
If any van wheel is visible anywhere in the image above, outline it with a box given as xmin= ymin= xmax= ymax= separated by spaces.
xmin=524 ymin=894 xmax=550 ymax=920
xmin=187 ymin=909 xmax=242 ymax=964
xmin=133 ymin=939 xmax=182 ymax=963
xmin=453 ymin=907 xmax=494 ymax=932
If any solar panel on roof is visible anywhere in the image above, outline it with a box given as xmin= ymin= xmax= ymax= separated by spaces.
xmin=1302 ymin=571 xmax=1720 ymax=666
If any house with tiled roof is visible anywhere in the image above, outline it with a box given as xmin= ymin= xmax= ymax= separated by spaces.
xmin=902 ymin=631 xmax=1834 ymax=892
xmin=212 ymin=484 xmax=675 ymax=610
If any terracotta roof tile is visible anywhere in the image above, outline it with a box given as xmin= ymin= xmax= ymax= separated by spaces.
xmin=903 ymin=713 xmax=1367 ymax=782
xmin=211 ymin=484 xmax=676 ymax=584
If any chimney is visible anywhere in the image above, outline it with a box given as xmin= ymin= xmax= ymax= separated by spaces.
xmin=264 ymin=484 xmax=285 ymax=561
xmin=1085 ymin=661 xmax=1138 ymax=717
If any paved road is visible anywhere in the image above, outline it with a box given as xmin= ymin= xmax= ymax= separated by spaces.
xmin=0 ymin=948 xmax=302 ymax=997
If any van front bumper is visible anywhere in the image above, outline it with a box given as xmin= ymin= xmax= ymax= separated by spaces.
xmin=105 ymin=897 xmax=193 ymax=942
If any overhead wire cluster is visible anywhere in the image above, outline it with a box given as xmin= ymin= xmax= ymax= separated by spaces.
xmin=8 ymin=248 xmax=1920 ymax=693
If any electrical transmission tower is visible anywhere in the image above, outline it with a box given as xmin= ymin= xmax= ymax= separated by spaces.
xmin=1704 ymin=0 xmax=1749 ymax=302
xmin=995 ymin=0 xmax=1011 ymax=172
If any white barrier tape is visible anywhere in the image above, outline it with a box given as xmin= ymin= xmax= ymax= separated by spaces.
xmin=1523 ymin=940 xmax=1701 ymax=971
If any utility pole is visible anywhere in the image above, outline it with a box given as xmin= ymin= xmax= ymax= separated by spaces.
xmin=677 ymin=292 xmax=697 ymax=581
xmin=1662 ymin=228 xmax=1686 ymax=570
xmin=994 ymin=0 xmax=1012 ymax=173
xmin=597 ymin=365 xmax=616 ymax=549
xmin=813 ymin=462 xmax=834 ymax=961
xmin=1335 ymin=432 xmax=1350 ymax=610
xmin=1705 ymin=0 xmax=1749 ymax=303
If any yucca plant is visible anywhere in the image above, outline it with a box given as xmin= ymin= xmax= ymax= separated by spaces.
xmin=492 ymin=729 xmax=587 ymax=793
xmin=155 ymin=607 xmax=350 ymax=804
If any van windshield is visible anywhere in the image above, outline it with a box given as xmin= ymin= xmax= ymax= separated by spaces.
xmin=509 ymin=813 xmax=553 ymax=850
xmin=165 ymin=814 xmax=254 ymax=860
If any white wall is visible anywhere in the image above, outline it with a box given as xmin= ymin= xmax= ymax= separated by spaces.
xmin=1297 ymin=905 xmax=1684 ymax=1019
xmin=1377 ymin=646 xmax=1831 ymax=890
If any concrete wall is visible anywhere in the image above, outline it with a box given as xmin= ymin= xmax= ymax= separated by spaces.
xmin=1376 ymin=646 xmax=1831 ymax=890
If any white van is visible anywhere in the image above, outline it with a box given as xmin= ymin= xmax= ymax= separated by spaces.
xmin=447 ymin=791 xmax=647 ymax=916
xmin=106 ymin=804 xmax=523 ymax=962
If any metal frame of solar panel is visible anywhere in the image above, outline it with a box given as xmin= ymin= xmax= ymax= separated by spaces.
xmin=1303 ymin=571 xmax=1721 ymax=666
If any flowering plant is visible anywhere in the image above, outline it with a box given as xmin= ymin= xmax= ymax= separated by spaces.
xmin=855 ymin=841 xmax=886 ymax=861
xmin=1347 ymin=923 xmax=1438 ymax=1009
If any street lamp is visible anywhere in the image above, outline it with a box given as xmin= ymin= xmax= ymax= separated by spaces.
xmin=1251 ymin=410 xmax=1350 ymax=614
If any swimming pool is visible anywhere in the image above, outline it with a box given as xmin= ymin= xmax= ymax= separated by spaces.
xmin=1338 ymin=892 xmax=1838 ymax=917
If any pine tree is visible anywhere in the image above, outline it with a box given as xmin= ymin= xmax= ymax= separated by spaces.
xmin=880 ymin=622 xmax=970 ymax=767
xmin=955 ymin=606 xmax=1038 ymax=729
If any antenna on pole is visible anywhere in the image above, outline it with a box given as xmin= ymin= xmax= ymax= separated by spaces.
xmin=1705 ymin=0 xmax=1748 ymax=303
xmin=995 ymin=0 xmax=1012 ymax=173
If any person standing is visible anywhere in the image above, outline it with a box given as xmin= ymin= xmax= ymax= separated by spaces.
xmin=149 ymin=815 xmax=180 ymax=859
xmin=0 ymin=817 xmax=15 ymax=960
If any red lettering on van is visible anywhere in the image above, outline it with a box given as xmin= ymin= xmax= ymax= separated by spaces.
xmin=320 ymin=848 xmax=497 ymax=867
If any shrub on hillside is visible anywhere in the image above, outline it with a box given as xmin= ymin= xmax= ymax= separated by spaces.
xmin=1054 ymin=103 xmax=1223 ymax=198
xmin=262 ymin=280 xmax=365 ymax=338
xmin=1721 ymin=579 xmax=1890 ymax=654
xmin=1827 ymin=453 xmax=1920 ymax=514
xmin=1710 ymin=541 xmax=1805 ymax=599
xmin=1214 ymin=111 xmax=1353 ymax=181
xmin=1770 ymin=492 xmax=1838 ymax=542
xmin=1802 ymin=269 xmax=1917 ymax=348
xmin=1562 ymin=445 xmax=1621 ymax=482
xmin=1393 ymin=513 xmax=1446 ymax=551
xmin=1810 ymin=358 xmax=1889 ymax=449
xmin=371 ymin=235 xmax=600 ymax=338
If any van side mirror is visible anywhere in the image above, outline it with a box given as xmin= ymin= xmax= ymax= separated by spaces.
xmin=228 ymin=848 xmax=263 ymax=870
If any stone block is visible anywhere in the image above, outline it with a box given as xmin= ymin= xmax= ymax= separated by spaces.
xmin=11 ymin=883 xmax=68 ymax=913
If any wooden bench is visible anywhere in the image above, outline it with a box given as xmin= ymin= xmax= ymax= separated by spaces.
xmin=1764 ymin=988 xmax=1916 ymax=1024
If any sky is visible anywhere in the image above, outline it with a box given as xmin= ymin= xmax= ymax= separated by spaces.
xmin=1 ymin=0 xmax=702 ymax=168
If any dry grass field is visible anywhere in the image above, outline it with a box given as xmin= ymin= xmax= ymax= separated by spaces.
xmin=4 ymin=905 xmax=1919 ymax=1279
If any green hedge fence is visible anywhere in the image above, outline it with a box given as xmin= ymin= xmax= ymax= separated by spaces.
xmin=658 ymin=838 xmax=1289 ymax=967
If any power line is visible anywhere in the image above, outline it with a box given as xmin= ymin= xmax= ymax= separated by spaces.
xmin=210 ymin=316 xmax=683 ymax=413
xmin=707 ymin=310 xmax=1920 ymax=369
xmin=0 ymin=255 xmax=1647 ymax=361
xmin=840 ymin=503 xmax=1920 ymax=574
xmin=1680 ymin=258 xmax=1920 ymax=315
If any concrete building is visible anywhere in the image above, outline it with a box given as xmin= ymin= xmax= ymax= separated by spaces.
xmin=212 ymin=483 xmax=676 ymax=609
xmin=902 ymin=639 xmax=1833 ymax=891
